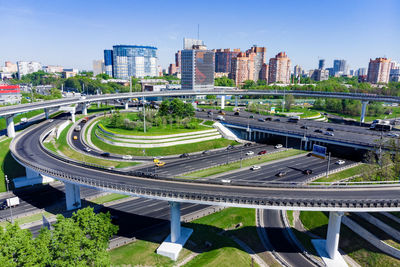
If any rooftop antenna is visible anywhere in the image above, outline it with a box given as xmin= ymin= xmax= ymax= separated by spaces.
xmin=197 ymin=24 xmax=200 ymax=40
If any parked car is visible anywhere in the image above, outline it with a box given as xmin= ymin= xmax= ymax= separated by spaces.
xmin=258 ymin=118 xmax=265 ymax=122
xmin=314 ymin=129 xmax=323 ymax=133
xmin=274 ymin=144 xmax=283 ymax=149
xmin=274 ymin=118 xmax=281 ymax=122
xmin=246 ymin=151 xmax=254 ymax=156
xmin=179 ymin=153 xmax=190 ymax=158
xmin=258 ymin=150 xmax=267 ymax=155
xmin=265 ymin=117 xmax=272 ymax=121
xmin=234 ymin=111 xmax=240 ymax=116
xmin=327 ymin=127 xmax=334 ymax=132
xmin=303 ymin=169 xmax=313 ymax=175
xmin=250 ymin=165 xmax=261 ymax=170
xmin=336 ymin=160 xmax=345 ymax=165
xmin=101 ymin=152 xmax=110 ymax=157
xmin=276 ymin=171 xmax=287 ymax=177
xmin=324 ymin=132 xmax=334 ymax=136
xmin=122 ymin=155 xmax=133 ymax=160
xmin=300 ymin=125 xmax=309 ymax=129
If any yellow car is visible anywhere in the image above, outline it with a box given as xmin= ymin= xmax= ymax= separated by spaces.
xmin=153 ymin=158 xmax=159 ymax=163
xmin=73 ymin=136 xmax=78 ymax=140
xmin=155 ymin=161 xmax=165 ymax=167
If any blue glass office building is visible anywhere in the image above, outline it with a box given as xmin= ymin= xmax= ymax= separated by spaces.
xmin=104 ymin=45 xmax=158 ymax=79
xmin=104 ymin=50 xmax=113 ymax=77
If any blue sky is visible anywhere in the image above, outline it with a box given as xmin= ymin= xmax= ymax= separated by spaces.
xmin=0 ymin=0 xmax=399 ymax=71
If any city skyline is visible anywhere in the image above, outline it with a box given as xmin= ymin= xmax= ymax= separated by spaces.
xmin=0 ymin=0 xmax=399 ymax=71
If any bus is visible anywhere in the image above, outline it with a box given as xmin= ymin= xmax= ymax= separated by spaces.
xmin=370 ymin=120 xmax=392 ymax=131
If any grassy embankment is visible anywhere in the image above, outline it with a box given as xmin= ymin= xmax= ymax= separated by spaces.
xmin=183 ymin=149 xmax=306 ymax=178
xmin=298 ymin=211 xmax=400 ymax=266
xmin=0 ymin=138 xmax=26 ymax=192
xmin=311 ymin=164 xmax=365 ymax=183
xmin=45 ymin=123 xmax=138 ymax=168
xmin=110 ymin=207 xmax=278 ymax=267
xmin=197 ymin=105 xmax=235 ymax=112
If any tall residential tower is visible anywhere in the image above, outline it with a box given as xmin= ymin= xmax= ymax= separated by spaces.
xmin=367 ymin=57 xmax=391 ymax=84
xmin=268 ymin=52 xmax=291 ymax=84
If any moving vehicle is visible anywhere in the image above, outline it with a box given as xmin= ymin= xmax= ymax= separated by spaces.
xmin=249 ymin=115 xmax=254 ymax=119
xmin=336 ymin=160 xmax=345 ymax=165
xmin=20 ymin=117 xmax=27 ymax=124
xmin=388 ymin=133 xmax=399 ymax=138
xmin=74 ymin=125 xmax=81 ymax=132
xmin=218 ymin=110 xmax=226 ymax=115
xmin=155 ymin=161 xmax=165 ymax=167
xmin=73 ymin=136 xmax=78 ymax=140
xmin=324 ymin=132 xmax=334 ymax=136
xmin=216 ymin=115 xmax=225 ymax=121
xmin=274 ymin=118 xmax=280 ymax=122
xmin=244 ymin=143 xmax=252 ymax=147
xmin=327 ymin=127 xmax=334 ymax=132
xmin=274 ymin=144 xmax=283 ymax=149
xmin=207 ymin=111 xmax=213 ymax=116
xmin=370 ymin=119 xmax=392 ymax=131
xmin=250 ymin=165 xmax=261 ymax=170
xmin=258 ymin=118 xmax=265 ymax=122
xmin=246 ymin=151 xmax=254 ymax=156
xmin=226 ymin=145 xmax=235 ymax=150
xmin=81 ymin=117 xmax=89 ymax=123
xmin=265 ymin=117 xmax=272 ymax=121
xmin=221 ymin=179 xmax=231 ymax=183
xmin=122 ymin=155 xmax=133 ymax=160
xmin=314 ymin=129 xmax=323 ymax=133
xmin=179 ymin=153 xmax=190 ymax=158
xmin=288 ymin=116 xmax=300 ymax=123
xmin=300 ymin=125 xmax=308 ymax=129
xmin=84 ymin=147 xmax=91 ymax=152
xmin=202 ymin=150 xmax=210 ymax=155
xmin=0 ymin=197 xmax=20 ymax=210
xmin=101 ymin=152 xmax=110 ymax=157
xmin=276 ymin=171 xmax=287 ymax=177
xmin=234 ymin=111 xmax=240 ymax=116
xmin=303 ymin=169 xmax=313 ymax=175
xmin=258 ymin=150 xmax=267 ymax=155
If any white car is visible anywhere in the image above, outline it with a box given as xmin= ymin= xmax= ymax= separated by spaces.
xmin=388 ymin=133 xmax=399 ymax=138
xmin=336 ymin=160 xmax=345 ymax=165
xmin=250 ymin=165 xmax=261 ymax=170
xmin=274 ymin=144 xmax=283 ymax=149
xmin=221 ymin=179 xmax=231 ymax=183
xmin=122 ymin=155 xmax=133 ymax=160
xmin=84 ymin=147 xmax=91 ymax=152
xmin=246 ymin=151 xmax=254 ymax=156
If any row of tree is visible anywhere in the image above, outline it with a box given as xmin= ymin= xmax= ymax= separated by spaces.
xmin=0 ymin=207 xmax=118 ymax=266
xmin=313 ymin=98 xmax=386 ymax=117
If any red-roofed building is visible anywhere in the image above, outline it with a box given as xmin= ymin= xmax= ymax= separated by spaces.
xmin=0 ymin=84 xmax=22 ymax=104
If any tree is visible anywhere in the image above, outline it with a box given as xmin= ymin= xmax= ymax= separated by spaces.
xmin=214 ymin=77 xmax=235 ymax=87
xmin=159 ymin=100 xmax=171 ymax=116
xmin=242 ymin=80 xmax=256 ymax=89
xmin=206 ymin=95 xmax=216 ymax=100
xmin=285 ymin=94 xmax=295 ymax=111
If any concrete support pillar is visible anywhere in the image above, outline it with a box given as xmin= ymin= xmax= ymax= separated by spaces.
xmin=235 ymin=95 xmax=238 ymax=108
xmin=6 ymin=115 xmax=15 ymax=138
xmin=124 ymin=102 xmax=129 ymax=110
xmin=44 ymin=108 xmax=50 ymax=119
xmin=64 ymin=182 xmax=81 ymax=211
xmin=360 ymin=101 xmax=369 ymax=123
xmin=26 ymin=167 xmax=40 ymax=179
xmin=70 ymin=111 xmax=75 ymax=123
xmin=97 ymin=101 xmax=100 ymax=108
xmin=326 ymin=211 xmax=344 ymax=259
xmin=169 ymin=201 xmax=181 ymax=243
xmin=82 ymin=104 xmax=87 ymax=115
xmin=304 ymin=140 xmax=308 ymax=150
xmin=221 ymin=95 xmax=225 ymax=110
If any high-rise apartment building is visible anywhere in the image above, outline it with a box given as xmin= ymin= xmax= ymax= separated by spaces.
xmin=367 ymin=57 xmax=391 ymax=84
xmin=175 ymin=50 xmax=182 ymax=74
xmin=214 ymin=48 xmax=241 ymax=73
xmin=318 ymin=59 xmax=325 ymax=70
xmin=168 ymin=64 xmax=177 ymax=75
xmin=92 ymin=60 xmax=105 ymax=76
xmin=4 ymin=61 xmax=17 ymax=73
xmin=230 ymin=53 xmax=254 ymax=86
xmin=17 ymin=61 xmax=42 ymax=79
xmin=294 ymin=65 xmax=302 ymax=77
xmin=333 ymin=59 xmax=347 ymax=76
xmin=103 ymin=45 xmax=158 ymax=79
xmin=355 ymin=68 xmax=367 ymax=76
xmin=389 ymin=61 xmax=400 ymax=82
xmin=181 ymin=38 xmax=214 ymax=91
xmin=311 ymin=69 xmax=329 ymax=81
xmin=246 ymin=46 xmax=267 ymax=82
xmin=268 ymin=52 xmax=291 ymax=84
xmin=104 ymin=50 xmax=113 ymax=77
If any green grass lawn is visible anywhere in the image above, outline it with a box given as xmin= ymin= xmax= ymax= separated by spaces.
xmin=312 ymin=164 xmax=364 ymax=183
xmin=91 ymin=127 xmax=238 ymax=156
xmin=299 ymin=211 xmax=400 ymax=266
xmin=286 ymin=211 xmax=294 ymax=226
xmin=51 ymin=123 xmax=139 ymax=168
xmin=197 ymin=105 xmax=235 ymax=112
xmin=0 ymin=138 xmax=26 ymax=192
xmin=90 ymin=193 xmax=130 ymax=204
xmin=202 ymin=120 xmax=215 ymax=126
xmin=183 ymin=149 xmax=305 ymax=178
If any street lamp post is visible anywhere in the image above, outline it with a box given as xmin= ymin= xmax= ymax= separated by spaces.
xmin=326 ymin=152 xmax=331 ymax=178
xmin=5 ymin=175 xmax=13 ymax=224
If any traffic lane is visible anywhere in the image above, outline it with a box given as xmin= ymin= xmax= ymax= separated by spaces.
xmin=263 ymin=210 xmax=316 ymax=267
xmin=215 ymin=155 xmax=354 ymax=184
xmin=15 ymin=120 xmax=400 ymax=204
xmin=136 ymin=144 xmax=272 ymax=176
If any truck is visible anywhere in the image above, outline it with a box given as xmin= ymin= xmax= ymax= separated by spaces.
xmin=0 ymin=197 xmax=20 ymax=210
xmin=370 ymin=119 xmax=392 ymax=131
xmin=20 ymin=117 xmax=27 ymax=124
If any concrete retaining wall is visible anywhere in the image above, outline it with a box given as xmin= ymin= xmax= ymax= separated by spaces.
xmin=56 ymin=120 xmax=71 ymax=139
